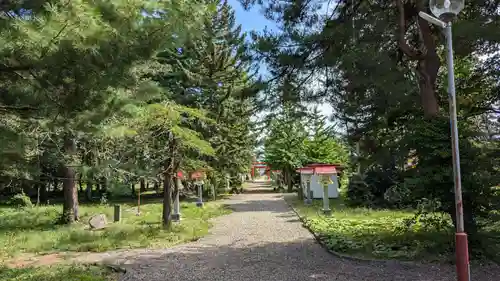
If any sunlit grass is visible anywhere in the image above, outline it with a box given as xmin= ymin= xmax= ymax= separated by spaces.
xmin=286 ymin=195 xmax=456 ymax=261
xmin=0 ymin=264 xmax=116 ymax=281
xmin=0 ymin=201 xmax=231 ymax=259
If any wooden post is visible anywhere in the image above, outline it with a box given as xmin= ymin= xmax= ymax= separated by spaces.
xmin=114 ymin=205 xmax=121 ymax=222
xmin=137 ymin=185 xmax=141 ymax=216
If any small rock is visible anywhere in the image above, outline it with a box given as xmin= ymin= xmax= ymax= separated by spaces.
xmin=89 ymin=214 xmax=108 ymax=230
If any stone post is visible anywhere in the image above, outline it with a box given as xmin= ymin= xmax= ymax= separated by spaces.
xmin=172 ymin=178 xmax=181 ymax=221
xmin=305 ymin=180 xmax=312 ymax=205
xmin=322 ymin=184 xmax=331 ymax=215
xmin=113 ymin=205 xmax=121 ymax=222
xmin=196 ymin=183 xmax=204 ymax=207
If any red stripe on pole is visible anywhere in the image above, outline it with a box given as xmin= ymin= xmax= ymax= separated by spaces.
xmin=455 ymin=232 xmax=470 ymax=281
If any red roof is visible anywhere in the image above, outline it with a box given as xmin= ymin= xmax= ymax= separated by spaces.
xmin=306 ymin=163 xmax=345 ymax=172
xmin=313 ymin=166 xmax=337 ymax=174
xmin=296 ymin=167 xmax=314 ymax=174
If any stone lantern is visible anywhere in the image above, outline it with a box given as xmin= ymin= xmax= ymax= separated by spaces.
xmin=191 ymin=170 xmax=206 ymax=207
xmin=313 ymin=165 xmax=338 ymax=215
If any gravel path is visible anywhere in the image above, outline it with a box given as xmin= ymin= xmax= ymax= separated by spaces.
xmin=111 ymin=182 xmax=499 ymax=281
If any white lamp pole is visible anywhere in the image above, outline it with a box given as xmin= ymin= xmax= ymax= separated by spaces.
xmin=419 ymin=1 xmax=469 ymax=281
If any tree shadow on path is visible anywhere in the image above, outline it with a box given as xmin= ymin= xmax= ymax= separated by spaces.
xmin=112 ymin=239 xmax=500 ymax=281
xmin=222 ymin=196 xmax=290 ymax=214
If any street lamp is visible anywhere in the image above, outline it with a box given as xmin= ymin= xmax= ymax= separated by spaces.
xmin=419 ymin=1 xmax=469 ymax=281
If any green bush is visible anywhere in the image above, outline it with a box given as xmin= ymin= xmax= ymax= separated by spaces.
xmin=107 ymin=182 xmax=131 ymax=198
xmin=231 ymin=175 xmax=243 ymax=187
xmin=345 ymin=174 xmax=374 ymax=207
xmin=7 ymin=192 xmax=33 ymax=208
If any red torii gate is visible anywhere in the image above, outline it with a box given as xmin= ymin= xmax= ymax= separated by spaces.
xmin=251 ymin=161 xmax=271 ymax=180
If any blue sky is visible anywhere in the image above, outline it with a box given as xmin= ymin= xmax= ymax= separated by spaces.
xmin=228 ymin=0 xmax=333 ymax=119
xmin=228 ymin=0 xmax=275 ymax=38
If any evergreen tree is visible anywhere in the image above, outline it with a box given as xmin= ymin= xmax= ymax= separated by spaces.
xmin=155 ymin=0 xmax=258 ymax=189
xmin=0 ymin=0 xmax=206 ymax=223
xmin=243 ymin=0 xmax=500 ymax=236
xmin=304 ymin=108 xmax=349 ymax=166
xmin=264 ymin=106 xmax=308 ymax=192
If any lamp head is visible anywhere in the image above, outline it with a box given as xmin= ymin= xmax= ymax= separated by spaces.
xmin=429 ymin=0 xmax=464 ymax=22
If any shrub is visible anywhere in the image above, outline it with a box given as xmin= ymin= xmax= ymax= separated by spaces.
xmin=231 ymin=175 xmax=243 ymax=187
xmin=345 ymin=174 xmax=374 ymax=207
xmin=107 ymin=182 xmax=132 ymax=198
xmin=7 ymin=192 xmax=33 ymax=208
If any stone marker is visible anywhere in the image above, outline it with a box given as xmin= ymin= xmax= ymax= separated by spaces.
xmin=114 ymin=205 xmax=121 ymax=222
xmin=89 ymin=214 xmax=108 ymax=230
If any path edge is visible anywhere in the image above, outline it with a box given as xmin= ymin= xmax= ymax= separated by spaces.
xmin=283 ymin=194 xmax=420 ymax=266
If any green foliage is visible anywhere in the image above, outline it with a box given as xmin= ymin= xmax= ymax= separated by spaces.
xmin=345 ymin=174 xmax=374 ymax=207
xmin=0 ymin=265 xmax=114 ymax=281
xmin=288 ymin=196 xmax=456 ymax=261
xmin=264 ymin=107 xmax=308 ymax=170
xmin=7 ymin=192 xmax=33 ymax=209
xmin=106 ymin=182 xmax=131 ymax=199
xmin=245 ymin=0 xmax=499 ymax=245
xmin=0 ymin=201 xmax=230 ymax=258
xmin=0 ymin=0 xmax=258 ymax=229
xmin=303 ymin=109 xmax=350 ymax=165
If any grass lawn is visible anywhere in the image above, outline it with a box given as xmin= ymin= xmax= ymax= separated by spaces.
xmin=286 ymin=195 xmax=460 ymax=261
xmin=0 ymin=265 xmax=116 ymax=281
xmin=0 ymin=200 xmax=231 ymax=259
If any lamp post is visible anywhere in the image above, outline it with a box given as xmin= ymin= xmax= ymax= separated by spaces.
xmin=419 ymin=1 xmax=469 ymax=281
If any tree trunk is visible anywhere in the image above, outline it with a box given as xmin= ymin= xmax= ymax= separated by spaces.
xmin=396 ymin=0 xmax=441 ymax=118
xmin=447 ymin=202 xmax=478 ymax=237
xmin=154 ymin=180 xmax=160 ymax=194
xmin=61 ymin=135 xmax=79 ymax=224
xmin=297 ymin=176 xmax=304 ymax=200
xmin=163 ymin=173 xmax=173 ymax=228
xmin=131 ymin=182 xmax=136 ymax=196
xmin=286 ymin=169 xmax=293 ymax=193
xmin=38 ymin=170 xmax=49 ymax=204
xmin=172 ymin=176 xmax=180 ymax=203
xmin=78 ymin=174 xmax=83 ymax=193
xmin=53 ymin=179 xmax=59 ymax=193
xmin=101 ymin=178 xmax=107 ymax=192
xmin=140 ymin=179 xmax=146 ymax=192
xmin=85 ymin=181 xmax=93 ymax=201
xmin=39 ymin=182 xmax=48 ymax=204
